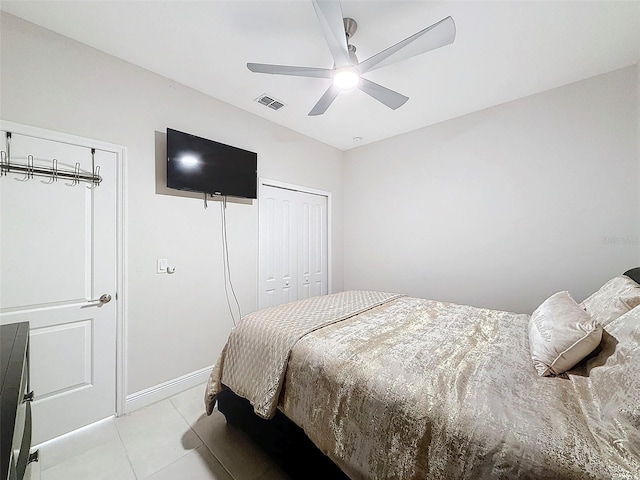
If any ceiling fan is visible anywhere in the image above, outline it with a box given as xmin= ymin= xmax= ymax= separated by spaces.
xmin=247 ymin=0 xmax=456 ymax=116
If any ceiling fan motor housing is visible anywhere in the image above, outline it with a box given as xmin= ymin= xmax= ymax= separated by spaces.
xmin=343 ymin=17 xmax=358 ymax=40
xmin=343 ymin=18 xmax=359 ymax=65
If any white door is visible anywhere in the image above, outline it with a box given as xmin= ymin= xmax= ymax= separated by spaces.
xmin=0 ymin=128 xmax=118 ymax=444
xmin=259 ymin=185 xmax=297 ymax=307
xmin=297 ymin=191 xmax=328 ymax=300
xmin=259 ymin=183 xmax=328 ymax=309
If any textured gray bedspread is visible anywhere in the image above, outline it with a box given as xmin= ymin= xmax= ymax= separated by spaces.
xmin=205 ymin=291 xmax=403 ymax=418
xmin=207 ymin=292 xmax=640 ymax=480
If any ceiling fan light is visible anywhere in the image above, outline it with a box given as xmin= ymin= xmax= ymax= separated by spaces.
xmin=332 ymin=66 xmax=360 ymax=90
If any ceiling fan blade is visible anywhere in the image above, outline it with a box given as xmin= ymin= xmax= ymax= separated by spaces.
xmin=311 ymin=0 xmax=351 ymax=67
xmin=247 ymin=63 xmax=333 ymax=79
xmin=308 ymin=85 xmax=340 ymax=116
xmin=358 ymin=78 xmax=408 ymax=110
xmin=357 ymin=16 xmax=455 ymax=74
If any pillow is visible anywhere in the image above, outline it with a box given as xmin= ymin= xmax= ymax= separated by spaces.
xmin=529 ymin=291 xmax=603 ymax=376
xmin=580 ymin=275 xmax=640 ymax=327
xmin=580 ymin=307 xmax=640 ymax=466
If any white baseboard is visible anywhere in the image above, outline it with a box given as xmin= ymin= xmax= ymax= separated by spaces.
xmin=125 ymin=365 xmax=213 ymax=414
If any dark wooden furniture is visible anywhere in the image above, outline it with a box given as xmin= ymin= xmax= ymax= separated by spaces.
xmin=1 ymin=322 xmax=38 ymax=480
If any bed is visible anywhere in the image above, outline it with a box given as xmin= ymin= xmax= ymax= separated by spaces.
xmin=205 ymin=270 xmax=640 ymax=480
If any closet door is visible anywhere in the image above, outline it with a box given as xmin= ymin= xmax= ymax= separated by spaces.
xmin=259 ymin=183 xmax=328 ymax=309
xmin=259 ymin=185 xmax=298 ymax=308
xmin=297 ymin=191 xmax=328 ymax=300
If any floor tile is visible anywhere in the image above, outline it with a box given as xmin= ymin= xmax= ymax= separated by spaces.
xmin=33 ymin=386 xmax=299 ymax=480
xmin=170 ymin=382 xmax=209 ymax=427
xmin=40 ymin=438 xmax=135 ymax=480
xmin=115 ymin=399 xmax=202 ymax=479
xmin=36 ymin=418 xmax=119 ymax=470
xmin=144 ymin=445 xmax=233 ymax=480
xmin=193 ymin=408 xmax=275 ymax=480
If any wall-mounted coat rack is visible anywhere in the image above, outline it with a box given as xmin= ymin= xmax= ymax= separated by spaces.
xmin=0 ymin=131 xmax=102 ymax=187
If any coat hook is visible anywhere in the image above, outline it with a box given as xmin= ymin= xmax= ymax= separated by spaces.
xmin=5 ymin=132 xmax=11 ymax=175
xmin=87 ymin=149 xmax=100 ymax=189
xmin=1 ymin=133 xmax=103 ymax=187
xmin=41 ymin=158 xmax=58 ymax=184
xmin=89 ymin=165 xmax=101 ymax=188
xmin=65 ymin=162 xmax=81 ymax=186
xmin=0 ymin=151 xmax=7 ymax=176
xmin=53 ymin=158 xmax=59 ymax=182
xmin=15 ymin=155 xmax=34 ymax=182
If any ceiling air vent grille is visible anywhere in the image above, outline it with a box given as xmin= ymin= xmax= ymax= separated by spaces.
xmin=255 ymin=94 xmax=285 ymax=111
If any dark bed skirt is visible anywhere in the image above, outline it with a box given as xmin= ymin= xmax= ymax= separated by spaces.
xmin=216 ymin=388 xmax=349 ymax=479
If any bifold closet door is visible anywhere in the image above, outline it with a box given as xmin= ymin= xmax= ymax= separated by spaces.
xmin=259 ymin=184 xmax=328 ymax=309
xmin=0 ymin=130 xmax=117 ymax=445
xmin=259 ymin=185 xmax=298 ymax=308
xmin=297 ymin=191 xmax=328 ymax=300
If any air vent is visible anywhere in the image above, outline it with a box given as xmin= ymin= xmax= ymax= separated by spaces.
xmin=258 ymin=95 xmax=274 ymax=106
xmin=255 ymin=94 xmax=286 ymax=111
xmin=268 ymin=101 xmax=284 ymax=111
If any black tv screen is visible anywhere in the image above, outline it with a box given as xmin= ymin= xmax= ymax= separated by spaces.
xmin=166 ymin=128 xmax=257 ymax=199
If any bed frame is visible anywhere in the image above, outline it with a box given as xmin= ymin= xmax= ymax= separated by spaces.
xmin=624 ymin=267 xmax=640 ymax=284
xmin=216 ymin=387 xmax=348 ymax=479
xmin=217 ymin=268 xmax=640 ymax=479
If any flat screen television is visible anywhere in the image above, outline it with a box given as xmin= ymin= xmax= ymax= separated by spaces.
xmin=166 ymin=128 xmax=257 ymax=199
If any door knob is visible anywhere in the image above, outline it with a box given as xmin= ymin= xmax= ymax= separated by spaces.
xmin=89 ymin=294 xmax=112 ymax=305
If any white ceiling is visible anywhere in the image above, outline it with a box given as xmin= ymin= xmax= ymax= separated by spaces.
xmin=2 ymin=1 xmax=639 ymax=151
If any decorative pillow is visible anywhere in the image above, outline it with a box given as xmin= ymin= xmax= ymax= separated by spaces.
xmin=581 ymin=307 xmax=640 ymax=465
xmin=580 ymin=275 xmax=640 ymax=327
xmin=529 ymin=291 xmax=603 ymax=377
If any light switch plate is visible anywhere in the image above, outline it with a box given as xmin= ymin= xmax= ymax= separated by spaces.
xmin=157 ymin=259 xmax=168 ymax=274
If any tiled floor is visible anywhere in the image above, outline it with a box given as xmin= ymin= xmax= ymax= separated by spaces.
xmin=30 ymin=384 xmax=291 ymax=480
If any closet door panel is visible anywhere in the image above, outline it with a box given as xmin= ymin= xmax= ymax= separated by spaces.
xmin=297 ymin=191 xmax=328 ymax=300
xmin=259 ymin=186 xmax=297 ymax=308
xmin=0 ymin=137 xmax=90 ymax=308
xmin=299 ymin=198 xmax=311 ymax=299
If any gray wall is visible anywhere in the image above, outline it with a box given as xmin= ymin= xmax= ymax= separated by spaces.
xmin=2 ymin=12 xmax=639 ymax=401
xmin=344 ymin=66 xmax=640 ymax=314
xmin=0 ymin=13 xmax=344 ymax=395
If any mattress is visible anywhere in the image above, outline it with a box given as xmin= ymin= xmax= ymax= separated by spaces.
xmin=206 ymin=291 xmax=640 ymax=479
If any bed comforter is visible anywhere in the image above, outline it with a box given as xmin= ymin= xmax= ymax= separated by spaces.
xmin=206 ymin=292 xmax=640 ymax=480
